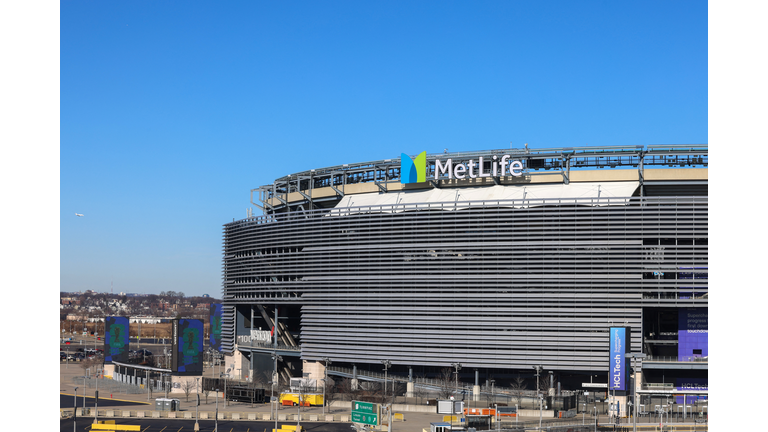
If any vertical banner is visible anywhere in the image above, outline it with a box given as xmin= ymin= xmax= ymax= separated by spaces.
xmin=104 ymin=316 xmax=130 ymax=363
xmin=609 ymin=327 xmax=627 ymax=391
xmin=210 ymin=303 xmax=223 ymax=351
xmin=172 ymin=319 xmax=204 ymax=373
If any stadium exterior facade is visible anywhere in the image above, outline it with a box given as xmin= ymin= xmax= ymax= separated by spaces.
xmin=221 ymin=145 xmax=707 ymax=401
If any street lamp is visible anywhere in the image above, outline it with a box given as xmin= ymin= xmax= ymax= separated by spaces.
xmin=381 ymin=360 xmax=391 ymax=400
xmin=489 ymin=379 xmax=495 ymax=405
xmin=625 ymin=352 xmax=647 ymax=432
xmin=215 ymin=387 xmax=219 ymax=432
xmin=272 ymin=354 xmax=282 ymax=432
xmin=450 ymin=363 xmax=461 ymax=430
xmin=322 ymin=357 xmax=332 ymax=416
xmin=73 ymin=386 xmax=79 ymax=432
xmin=451 ymin=363 xmax=462 ymax=396
xmin=194 ymin=377 xmax=201 ymax=432
xmin=533 ymin=365 xmax=543 ymax=429
xmin=163 ymin=373 xmax=171 ymax=399
xmin=220 ymin=368 xmax=231 ymax=407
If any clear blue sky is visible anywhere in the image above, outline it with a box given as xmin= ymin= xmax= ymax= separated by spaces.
xmin=60 ymin=1 xmax=707 ymax=297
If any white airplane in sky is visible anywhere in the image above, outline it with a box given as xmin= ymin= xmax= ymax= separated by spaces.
xmin=75 ymin=213 xmax=84 ymax=217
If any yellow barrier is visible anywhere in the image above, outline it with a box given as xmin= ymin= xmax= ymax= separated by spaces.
xmin=442 ymin=415 xmax=458 ymax=422
xmin=91 ymin=424 xmax=141 ymax=431
xmin=394 ymin=413 xmax=405 ymax=421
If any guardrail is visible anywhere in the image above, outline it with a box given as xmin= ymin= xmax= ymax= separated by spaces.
xmin=235 ymin=337 xmax=301 ymax=351
xmin=644 ymin=356 xmax=708 ymax=363
xmin=60 ymin=408 xmax=351 ymax=422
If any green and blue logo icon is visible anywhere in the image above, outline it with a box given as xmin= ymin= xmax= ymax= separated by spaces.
xmin=400 ymin=151 xmax=427 ymax=184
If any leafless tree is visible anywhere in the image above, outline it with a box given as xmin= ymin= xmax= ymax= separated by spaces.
xmin=80 ymin=356 xmax=100 ymax=373
xmin=437 ymin=368 xmax=455 ymax=399
xmin=202 ymin=386 xmax=211 ymax=405
xmin=338 ymin=377 xmax=357 ymax=401
xmin=509 ymin=375 xmax=527 ymax=408
xmin=414 ymin=380 xmax=429 ymax=405
xmin=323 ymin=377 xmax=338 ymax=412
xmin=181 ymin=379 xmax=195 ymax=402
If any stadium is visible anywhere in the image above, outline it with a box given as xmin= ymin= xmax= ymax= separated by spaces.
xmin=220 ymin=144 xmax=708 ymax=412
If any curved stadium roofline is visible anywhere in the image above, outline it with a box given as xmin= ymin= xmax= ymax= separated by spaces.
xmin=272 ymin=144 xmax=707 ymax=182
xmin=251 ymin=144 xmax=707 ymax=214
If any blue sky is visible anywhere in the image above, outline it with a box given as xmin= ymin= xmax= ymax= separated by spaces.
xmin=60 ymin=1 xmax=707 ymax=297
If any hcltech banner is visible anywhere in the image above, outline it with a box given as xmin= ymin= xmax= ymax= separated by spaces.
xmin=171 ymin=319 xmax=204 ymax=373
xmin=209 ymin=303 xmax=223 ymax=351
xmin=609 ymin=327 xmax=627 ymax=391
xmin=104 ymin=316 xmax=129 ymax=363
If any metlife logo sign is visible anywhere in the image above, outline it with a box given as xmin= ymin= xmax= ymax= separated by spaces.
xmin=400 ymin=151 xmax=426 ymax=184
xmin=400 ymin=151 xmax=527 ymax=184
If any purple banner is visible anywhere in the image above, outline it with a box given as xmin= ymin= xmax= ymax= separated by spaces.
xmin=609 ymin=327 xmax=627 ymax=391
xmin=676 ymin=378 xmax=708 ymax=404
xmin=678 ymin=309 xmax=708 ymax=361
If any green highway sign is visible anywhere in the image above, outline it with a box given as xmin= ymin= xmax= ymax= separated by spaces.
xmin=351 ymin=400 xmax=379 ymax=426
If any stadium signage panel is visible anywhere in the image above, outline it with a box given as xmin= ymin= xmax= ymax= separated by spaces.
xmin=435 ymin=155 xmax=524 ymax=180
xmin=400 ymin=151 xmax=524 ymax=184
xmin=609 ymin=327 xmax=627 ymax=391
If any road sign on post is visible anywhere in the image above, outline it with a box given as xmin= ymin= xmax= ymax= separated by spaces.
xmin=351 ymin=400 xmax=380 ymax=426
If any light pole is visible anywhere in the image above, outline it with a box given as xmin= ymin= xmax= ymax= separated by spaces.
xmin=215 ymin=387 xmax=219 ymax=432
xmin=451 ymin=363 xmax=461 ymax=430
xmin=381 ymin=360 xmax=391 ymax=400
xmin=220 ymin=368 xmax=231 ymax=407
xmin=194 ymin=377 xmax=201 ymax=432
xmin=451 ymin=363 xmax=462 ymax=397
xmin=73 ymin=386 xmax=79 ymax=432
xmin=489 ymin=379 xmax=495 ymax=405
xmin=625 ymin=352 xmax=646 ymax=432
xmin=322 ymin=357 xmax=331 ymax=416
xmin=533 ymin=365 xmax=543 ymax=429
xmin=93 ymin=367 xmax=100 ymax=424
xmin=163 ymin=373 xmax=170 ymax=399
xmin=272 ymin=353 xmax=282 ymax=432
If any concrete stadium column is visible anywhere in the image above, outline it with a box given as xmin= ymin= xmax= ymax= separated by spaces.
xmin=473 ymin=369 xmax=480 ymax=401
xmin=406 ymin=367 xmax=414 ymax=397
xmin=303 ymin=359 xmax=326 ymax=381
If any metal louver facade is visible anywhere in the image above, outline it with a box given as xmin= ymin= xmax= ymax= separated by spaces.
xmin=222 ymin=195 xmax=707 ymax=371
